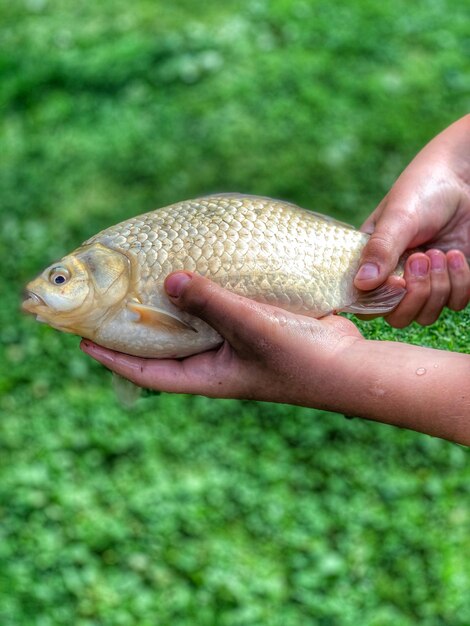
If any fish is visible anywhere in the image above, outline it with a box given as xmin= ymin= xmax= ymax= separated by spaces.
xmin=22 ymin=193 xmax=406 ymax=358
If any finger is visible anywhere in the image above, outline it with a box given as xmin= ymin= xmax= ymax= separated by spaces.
xmin=80 ymin=339 xmax=188 ymax=389
xmin=164 ymin=272 xmax=284 ymax=351
xmin=80 ymin=339 xmax=243 ymax=397
xmin=385 ymin=253 xmax=431 ymax=328
xmin=355 ymin=204 xmax=418 ymax=291
xmin=359 ymin=198 xmax=387 ymax=235
xmin=447 ymin=250 xmax=470 ymax=311
xmin=414 ymin=250 xmax=450 ymax=325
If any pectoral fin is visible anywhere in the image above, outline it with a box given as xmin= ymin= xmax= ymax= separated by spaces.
xmin=127 ymin=301 xmax=196 ymax=332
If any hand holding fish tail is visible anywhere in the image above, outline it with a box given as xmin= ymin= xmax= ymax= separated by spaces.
xmin=355 ymin=114 xmax=470 ymax=327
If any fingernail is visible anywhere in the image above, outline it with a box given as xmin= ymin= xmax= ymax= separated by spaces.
xmin=410 ymin=257 xmax=429 ymax=277
xmin=448 ymin=253 xmax=464 ymax=271
xmin=165 ymin=272 xmax=192 ymax=298
xmin=80 ymin=340 xmax=93 ymax=353
xmin=429 ymin=253 xmax=445 ymax=272
xmin=80 ymin=340 xmax=100 ymax=356
xmin=356 ymin=263 xmax=379 ymax=281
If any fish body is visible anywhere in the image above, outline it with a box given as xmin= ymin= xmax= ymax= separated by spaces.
xmin=23 ymin=194 xmax=405 ymax=357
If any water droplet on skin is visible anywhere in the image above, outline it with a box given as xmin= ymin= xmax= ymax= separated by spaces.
xmin=416 ymin=367 xmax=427 ymax=376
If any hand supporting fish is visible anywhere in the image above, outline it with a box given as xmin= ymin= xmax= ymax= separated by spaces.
xmin=22 ymin=194 xmax=407 ymax=358
xmin=79 ymin=270 xmax=470 ymax=447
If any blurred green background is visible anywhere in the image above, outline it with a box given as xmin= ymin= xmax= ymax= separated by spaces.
xmin=1 ymin=1 xmax=469 ymax=624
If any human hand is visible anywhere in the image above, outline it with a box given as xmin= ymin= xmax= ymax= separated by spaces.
xmin=80 ymin=272 xmax=470 ymax=444
xmin=354 ymin=114 xmax=470 ymax=327
xmin=80 ymin=272 xmax=363 ymax=407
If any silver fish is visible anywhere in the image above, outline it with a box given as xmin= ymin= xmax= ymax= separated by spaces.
xmin=22 ymin=194 xmax=405 ymax=357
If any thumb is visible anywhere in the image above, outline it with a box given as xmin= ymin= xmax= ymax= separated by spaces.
xmin=164 ymin=271 xmax=276 ymax=348
xmin=354 ymin=206 xmax=416 ymax=290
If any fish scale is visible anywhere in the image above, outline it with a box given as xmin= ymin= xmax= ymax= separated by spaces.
xmin=23 ymin=194 xmax=406 ymax=358
xmin=85 ymin=195 xmax=366 ymax=316
xmin=85 ymin=195 xmax=364 ymax=316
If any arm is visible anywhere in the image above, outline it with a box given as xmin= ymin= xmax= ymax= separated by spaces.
xmin=355 ymin=114 xmax=470 ymax=327
xmin=81 ymin=272 xmax=470 ymax=446
xmin=335 ymin=339 xmax=470 ymax=444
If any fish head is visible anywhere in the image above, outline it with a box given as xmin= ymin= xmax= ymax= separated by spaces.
xmin=22 ymin=243 xmax=131 ymax=335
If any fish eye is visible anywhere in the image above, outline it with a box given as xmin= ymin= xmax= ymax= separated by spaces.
xmin=49 ymin=267 xmax=71 ymax=286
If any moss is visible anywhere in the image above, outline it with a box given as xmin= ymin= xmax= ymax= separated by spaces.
xmin=1 ymin=1 xmax=469 ymax=624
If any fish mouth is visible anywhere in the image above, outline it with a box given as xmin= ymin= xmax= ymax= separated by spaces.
xmin=22 ymin=291 xmax=46 ymax=313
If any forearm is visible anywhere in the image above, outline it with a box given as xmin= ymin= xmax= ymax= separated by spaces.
xmin=331 ymin=340 xmax=470 ymax=445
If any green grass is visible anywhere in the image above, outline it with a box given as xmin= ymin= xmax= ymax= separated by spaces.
xmin=1 ymin=1 xmax=469 ymax=624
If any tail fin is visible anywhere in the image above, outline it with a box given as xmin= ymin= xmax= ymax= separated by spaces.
xmin=342 ymin=282 xmax=406 ymax=316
